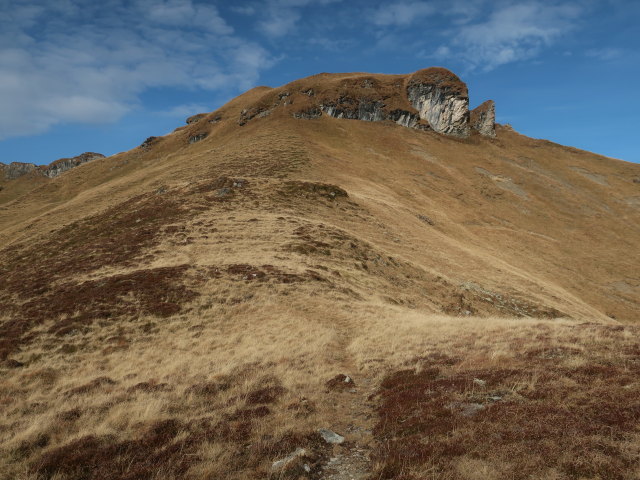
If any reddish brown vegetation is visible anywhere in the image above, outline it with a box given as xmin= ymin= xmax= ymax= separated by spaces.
xmin=371 ymin=347 xmax=640 ymax=480
xmin=0 ymin=265 xmax=197 ymax=360
xmin=225 ymin=263 xmax=327 ymax=284
xmin=325 ymin=374 xmax=356 ymax=392
xmin=245 ymin=385 xmax=286 ymax=405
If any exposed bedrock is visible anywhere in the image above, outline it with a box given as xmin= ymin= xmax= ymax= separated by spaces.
xmin=0 ymin=162 xmax=38 ymax=180
xmin=43 ymin=152 xmax=105 ymax=178
xmin=470 ymin=100 xmax=496 ymax=137
xmin=407 ymin=69 xmax=470 ymax=137
xmin=241 ymin=68 xmax=484 ymax=138
xmin=1 ymin=153 xmax=104 ymax=181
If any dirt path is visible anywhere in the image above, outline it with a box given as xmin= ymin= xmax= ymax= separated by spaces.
xmin=317 ymin=315 xmax=378 ymax=480
xmin=318 ymin=373 xmax=376 ymax=480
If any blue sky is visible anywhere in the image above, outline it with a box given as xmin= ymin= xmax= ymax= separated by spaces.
xmin=1 ymin=0 xmax=638 ymax=165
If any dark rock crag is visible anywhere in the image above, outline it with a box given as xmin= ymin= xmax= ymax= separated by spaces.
xmin=43 ymin=152 xmax=105 ymax=178
xmin=1 ymin=152 xmax=105 ymax=181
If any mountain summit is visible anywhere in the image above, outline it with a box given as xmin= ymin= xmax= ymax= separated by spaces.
xmin=1 ymin=68 xmax=639 ymax=480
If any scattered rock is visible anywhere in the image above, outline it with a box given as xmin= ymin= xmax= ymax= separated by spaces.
xmin=140 ymin=136 xmax=159 ymax=149
xmin=188 ymin=133 xmax=207 ymax=144
xmin=448 ymin=402 xmax=485 ymax=417
xmin=473 ymin=378 xmax=486 ymax=387
xmin=271 ymin=447 xmax=308 ymax=473
xmin=238 ymin=107 xmax=272 ymax=126
xmin=318 ymin=428 xmax=345 ymax=444
xmin=417 ymin=214 xmax=435 ymax=226
xmin=215 ymin=187 xmax=232 ymax=198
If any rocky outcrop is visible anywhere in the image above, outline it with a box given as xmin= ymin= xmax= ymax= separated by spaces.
xmin=43 ymin=152 xmax=105 ymax=178
xmin=407 ymin=68 xmax=470 ymax=137
xmin=470 ymin=100 xmax=496 ymax=137
xmin=189 ymin=133 xmax=207 ymax=144
xmin=1 ymin=153 xmax=104 ymax=181
xmin=236 ymin=67 xmax=484 ymax=138
xmin=321 ymin=100 xmax=386 ymax=122
xmin=0 ymin=162 xmax=38 ymax=180
xmin=186 ymin=113 xmax=207 ymax=124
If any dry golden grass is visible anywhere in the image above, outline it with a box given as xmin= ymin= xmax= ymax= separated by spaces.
xmin=1 ymin=70 xmax=639 ymax=479
xmin=1 ymin=294 xmax=638 ymax=479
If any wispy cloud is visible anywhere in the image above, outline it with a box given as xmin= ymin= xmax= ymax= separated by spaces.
xmin=157 ymin=103 xmax=211 ymax=118
xmin=0 ymin=0 xmax=274 ymax=140
xmin=585 ymin=47 xmax=624 ymax=61
xmin=257 ymin=0 xmax=343 ymax=38
xmin=432 ymin=2 xmax=584 ymax=71
xmin=370 ymin=1 xmax=436 ymax=27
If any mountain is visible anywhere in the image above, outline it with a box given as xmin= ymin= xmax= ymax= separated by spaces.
xmin=1 ymin=68 xmax=639 ymax=480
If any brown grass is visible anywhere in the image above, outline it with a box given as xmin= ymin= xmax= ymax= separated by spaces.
xmin=0 ymin=69 xmax=639 ymax=479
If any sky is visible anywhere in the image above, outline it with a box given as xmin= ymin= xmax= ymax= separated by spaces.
xmin=0 ymin=0 xmax=638 ymax=165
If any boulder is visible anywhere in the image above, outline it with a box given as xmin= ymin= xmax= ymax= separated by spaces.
xmin=318 ymin=428 xmax=345 ymax=444
xmin=470 ymin=100 xmax=496 ymax=137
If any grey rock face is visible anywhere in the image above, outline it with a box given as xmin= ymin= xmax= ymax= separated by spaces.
xmin=321 ymin=101 xmax=424 ymax=129
xmin=44 ymin=152 xmax=105 ymax=178
xmin=470 ymin=100 xmax=496 ymax=137
xmin=388 ymin=109 xmax=422 ymax=128
xmin=0 ymin=162 xmax=38 ymax=180
xmin=188 ymin=133 xmax=207 ymax=144
xmin=1 ymin=153 xmax=104 ymax=181
xmin=293 ymin=107 xmax=322 ymax=119
xmin=407 ymin=83 xmax=469 ymax=136
xmin=321 ymin=100 xmax=386 ymax=122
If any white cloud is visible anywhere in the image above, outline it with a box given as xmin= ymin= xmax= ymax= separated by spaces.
xmin=157 ymin=103 xmax=211 ymax=118
xmin=0 ymin=0 xmax=274 ymax=140
xmin=434 ymin=2 xmax=583 ymax=71
xmin=231 ymin=6 xmax=257 ymax=15
xmin=257 ymin=0 xmax=342 ymax=38
xmin=586 ymin=47 xmax=624 ymax=61
xmin=371 ymin=1 xmax=436 ymax=27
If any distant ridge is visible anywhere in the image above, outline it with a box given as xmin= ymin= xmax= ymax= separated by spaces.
xmin=0 ymin=152 xmax=105 ymax=181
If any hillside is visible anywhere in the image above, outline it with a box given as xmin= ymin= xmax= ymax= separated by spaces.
xmin=1 ymin=68 xmax=639 ymax=480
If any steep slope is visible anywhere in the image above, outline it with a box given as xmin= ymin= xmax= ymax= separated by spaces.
xmin=1 ymin=68 xmax=639 ymax=480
